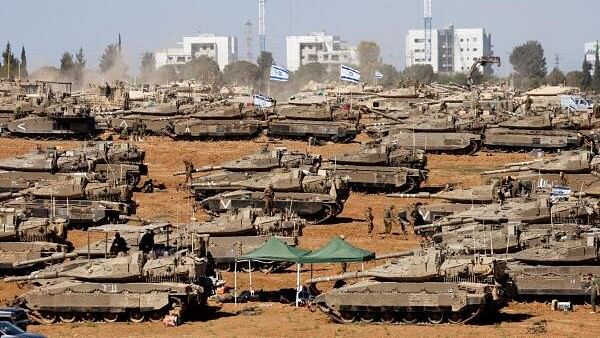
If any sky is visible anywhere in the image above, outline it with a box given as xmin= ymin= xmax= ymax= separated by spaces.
xmin=0 ymin=0 xmax=598 ymax=76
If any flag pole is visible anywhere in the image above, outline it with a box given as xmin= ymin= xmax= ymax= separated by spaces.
xmin=268 ymin=77 xmax=271 ymax=97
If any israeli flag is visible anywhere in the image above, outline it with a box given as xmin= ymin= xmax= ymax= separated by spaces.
xmin=340 ymin=65 xmax=360 ymax=83
xmin=551 ymin=186 xmax=572 ymax=197
xmin=270 ymin=65 xmax=289 ymax=82
xmin=375 ymin=70 xmax=384 ymax=79
xmin=568 ymin=97 xmax=577 ymax=111
xmin=253 ymin=94 xmax=273 ymax=108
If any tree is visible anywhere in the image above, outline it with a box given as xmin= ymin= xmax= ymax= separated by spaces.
xmin=581 ymin=57 xmax=592 ymax=90
xmin=256 ymin=51 xmax=273 ymax=90
xmin=402 ymin=64 xmax=435 ymax=85
xmin=139 ymin=52 xmax=156 ymax=83
xmin=593 ymin=43 xmax=600 ymax=91
xmin=1 ymin=41 xmax=20 ymax=78
xmin=546 ymin=68 xmax=566 ymax=86
xmin=180 ymin=56 xmax=223 ymax=89
xmin=60 ymin=52 xmax=75 ymax=79
xmin=99 ymin=35 xmax=128 ymax=81
xmin=377 ymin=63 xmax=400 ymax=88
xmin=509 ymin=40 xmax=547 ymax=89
xmin=565 ymin=71 xmax=583 ymax=88
xmin=223 ymin=60 xmax=259 ymax=86
xmin=357 ymin=41 xmax=381 ymax=83
xmin=292 ymin=62 xmax=328 ymax=88
xmin=20 ymin=46 xmax=27 ymax=78
xmin=74 ymin=47 xmax=86 ymax=87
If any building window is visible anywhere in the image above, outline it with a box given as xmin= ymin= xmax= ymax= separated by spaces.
xmin=460 ymin=48 xmax=464 ymax=52
xmin=460 ymin=38 xmax=464 ymax=42
xmin=473 ymin=37 xmax=478 ymax=43
xmin=473 ymin=48 xmax=478 ymax=51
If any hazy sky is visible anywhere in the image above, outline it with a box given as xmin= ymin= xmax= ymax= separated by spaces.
xmin=1 ymin=0 xmax=597 ymax=75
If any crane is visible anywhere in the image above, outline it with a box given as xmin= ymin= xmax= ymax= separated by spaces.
xmin=467 ymin=56 xmax=501 ymax=87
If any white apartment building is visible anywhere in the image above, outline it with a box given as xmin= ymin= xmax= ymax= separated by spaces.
xmin=155 ymin=34 xmax=238 ymax=70
xmin=405 ymin=26 xmax=493 ymax=74
xmin=585 ymin=41 xmax=600 ymax=70
xmin=286 ymin=32 xmax=357 ymax=72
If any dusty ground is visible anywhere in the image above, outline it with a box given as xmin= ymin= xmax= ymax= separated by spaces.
xmin=4 ymin=136 xmax=598 ymax=338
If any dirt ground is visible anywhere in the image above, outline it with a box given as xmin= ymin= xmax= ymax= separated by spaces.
xmin=3 ymin=136 xmax=598 ymax=338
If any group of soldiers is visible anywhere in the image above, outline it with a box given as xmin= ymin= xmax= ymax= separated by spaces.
xmin=365 ymin=203 xmax=424 ymax=239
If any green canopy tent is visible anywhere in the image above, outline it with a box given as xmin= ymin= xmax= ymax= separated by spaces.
xmin=300 ymin=236 xmax=375 ymax=263
xmin=235 ymin=237 xmax=310 ymax=306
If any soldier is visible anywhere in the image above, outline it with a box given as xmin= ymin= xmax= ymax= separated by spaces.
xmin=183 ymin=160 xmax=195 ymax=184
xmin=139 ymin=229 xmax=155 ymax=255
xmin=438 ymin=101 xmax=447 ymax=113
xmin=383 ymin=206 xmax=394 ymax=234
xmin=110 ymin=232 xmax=129 ymax=256
xmin=586 ymin=273 xmax=600 ymax=313
xmin=396 ymin=210 xmax=409 ymax=240
xmin=365 ymin=207 xmax=374 ymax=235
xmin=263 ymin=184 xmax=275 ymax=215
xmin=559 ymin=171 xmax=568 ymax=187
xmin=524 ymin=94 xmax=532 ymax=113
xmin=407 ymin=202 xmax=425 ymax=229
xmin=497 ymin=187 xmax=506 ymax=205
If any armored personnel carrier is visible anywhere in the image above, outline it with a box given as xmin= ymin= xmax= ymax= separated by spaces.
xmin=8 ymin=250 xmax=214 ymax=324
xmin=483 ymin=128 xmax=582 ymax=151
xmin=311 ymin=248 xmax=508 ymax=324
xmin=380 ymin=132 xmax=482 ymax=155
xmin=267 ymin=119 xmax=359 ymax=143
xmin=4 ymin=111 xmax=96 ymax=139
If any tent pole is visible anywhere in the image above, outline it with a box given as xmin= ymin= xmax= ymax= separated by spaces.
xmin=296 ymin=263 xmax=300 ymax=307
xmin=249 ymin=260 xmax=253 ymax=295
xmin=234 ymin=259 xmax=238 ymax=307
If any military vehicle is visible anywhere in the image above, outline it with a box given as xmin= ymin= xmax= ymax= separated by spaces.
xmin=330 ymin=143 xmax=427 ymax=169
xmin=318 ymin=164 xmax=427 ymax=194
xmin=7 ymin=250 xmax=214 ymax=324
xmin=310 ymin=248 xmax=508 ymax=324
xmin=200 ymin=188 xmax=347 ymax=224
xmin=267 ymin=119 xmax=359 ymax=143
xmin=483 ymin=128 xmax=582 ymax=151
xmin=275 ymin=104 xmax=359 ymax=122
xmin=512 ymin=230 xmax=599 ymax=265
xmin=0 ymin=207 xmax=73 ymax=272
xmin=380 ymin=132 xmax=482 ymax=155
xmin=389 ymin=182 xmax=499 ymax=204
xmin=482 ymin=150 xmax=591 ymax=176
xmin=165 ymin=119 xmax=264 ymax=140
xmin=4 ymin=111 xmax=96 ymax=139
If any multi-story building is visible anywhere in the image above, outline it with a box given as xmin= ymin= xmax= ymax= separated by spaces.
xmin=405 ymin=26 xmax=493 ymax=74
xmin=155 ymin=34 xmax=238 ymax=70
xmin=286 ymin=32 xmax=357 ymax=72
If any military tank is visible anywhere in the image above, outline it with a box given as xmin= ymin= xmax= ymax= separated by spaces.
xmin=483 ymin=128 xmax=582 ymax=151
xmin=310 ymin=248 xmax=508 ymax=324
xmin=267 ymin=119 xmax=359 ymax=143
xmin=200 ymin=189 xmax=346 ymax=224
xmin=7 ymin=250 xmax=214 ymax=324
xmin=5 ymin=111 xmax=96 ymax=139
xmin=380 ymin=132 xmax=482 ymax=155
xmin=165 ymin=119 xmax=264 ymax=140
xmin=330 ymin=143 xmax=427 ymax=169
xmin=275 ymin=103 xmax=359 ymax=122
xmin=481 ymin=150 xmax=591 ymax=176
xmin=318 ymin=164 xmax=427 ymax=194
xmin=0 ymin=207 xmax=73 ymax=272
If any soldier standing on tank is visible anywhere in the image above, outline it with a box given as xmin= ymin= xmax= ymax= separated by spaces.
xmin=365 ymin=207 xmax=374 ymax=235
xmin=586 ymin=274 xmax=600 ymax=313
xmin=497 ymin=188 xmax=506 ymax=205
xmin=263 ymin=184 xmax=275 ymax=215
xmin=383 ymin=206 xmax=394 ymax=235
xmin=407 ymin=203 xmax=425 ymax=229
xmin=110 ymin=232 xmax=129 ymax=256
xmin=396 ymin=210 xmax=409 ymax=240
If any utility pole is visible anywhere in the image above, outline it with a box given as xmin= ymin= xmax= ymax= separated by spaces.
xmin=258 ymin=0 xmax=266 ymax=52
xmin=423 ymin=0 xmax=432 ymax=63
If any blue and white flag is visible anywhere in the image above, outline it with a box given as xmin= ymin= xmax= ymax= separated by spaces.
xmin=340 ymin=65 xmax=360 ymax=83
xmin=253 ymin=94 xmax=273 ymax=108
xmin=374 ymin=70 xmax=384 ymax=79
xmin=270 ymin=65 xmax=289 ymax=82
xmin=551 ymin=186 xmax=572 ymax=198
xmin=568 ymin=97 xmax=577 ymax=111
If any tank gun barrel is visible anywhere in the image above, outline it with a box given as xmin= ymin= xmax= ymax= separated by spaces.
xmin=362 ymin=107 xmax=406 ymax=123
xmin=173 ymin=165 xmax=223 ymax=176
xmin=190 ymin=181 xmax=233 ymax=188
xmin=413 ymin=217 xmax=476 ymax=234
xmin=10 ymin=252 xmax=78 ymax=270
xmin=480 ymin=166 xmax=531 ymax=175
xmin=374 ymin=249 xmax=416 ymax=260
xmin=386 ymin=192 xmax=434 ymax=199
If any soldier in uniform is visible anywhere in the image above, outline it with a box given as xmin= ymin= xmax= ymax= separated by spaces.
xmin=183 ymin=160 xmax=195 ymax=184
xmin=559 ymin=171 xmax=568 ymax=187
xmin=263 ymin=184 xmax=275 ymax=215
xmin=383 ymin=206 xmax=394 ymax=234
xmin=396 ymin=210 xmax=409 ymax=240
xmin=586 ymin=273 xmax=600 ymax=313
xmin=406 ymin=203 xmax=425 ymax=230
xmin=110 ymin=232 xmax=129 ymax=256
xmin=365 ymin=207 xmax=374 ymax=235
